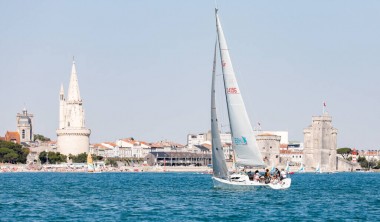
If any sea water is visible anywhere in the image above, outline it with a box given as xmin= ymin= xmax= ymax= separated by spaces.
xmin=0 ymin=172 xmax=379 ymax=221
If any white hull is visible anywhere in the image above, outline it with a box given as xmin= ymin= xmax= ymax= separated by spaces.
xmin=212 ymin=176 xmax=292 ymax=190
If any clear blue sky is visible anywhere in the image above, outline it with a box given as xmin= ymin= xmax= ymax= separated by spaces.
xmin=1 ymin=0 xmax=379 ymax=149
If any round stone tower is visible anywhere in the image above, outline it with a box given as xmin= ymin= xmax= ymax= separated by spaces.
xmin=56 ymin=60 xmax=91 ymax=155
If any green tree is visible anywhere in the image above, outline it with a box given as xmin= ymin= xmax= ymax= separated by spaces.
xmin=357 ymin=156 xmax=370 ymax=168
xmin=4 ymin=152 xmax=18 ymax=163
xmin=69 ymin=152 xmax=88 ymax=163
xmin=105 ymin=158 xmax=118 ymax=167
xmin=39 ymin=151 xmax=67 ymax=164
xmin=0 ymin=141 xmax=29 ymax=163
xmin=33 ymin=134 xmax=51 ymax=142
xmin=337 ymin=148 xmax=352 ymax=160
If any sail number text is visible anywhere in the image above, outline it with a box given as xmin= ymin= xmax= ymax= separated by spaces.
xmin=226 ymin=87 xmax=239 ymax=94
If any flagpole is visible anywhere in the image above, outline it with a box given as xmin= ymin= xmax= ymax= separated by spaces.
xmin=322 ymin=101 xmax=326 ymax=115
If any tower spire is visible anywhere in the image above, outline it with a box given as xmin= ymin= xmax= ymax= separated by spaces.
xmin=67 ymin=59 xmax=82 ymax=102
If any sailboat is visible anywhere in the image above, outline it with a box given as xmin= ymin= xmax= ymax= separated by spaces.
xmin=315 ymin=163 xmax=322 ymax=174
xmin=298 ymin=163 xmax=305 ymax=173
xmin=211 ymin=9 xmax=291 ymax=189
xmin=87 ymin=153 xmax=95 ymax=173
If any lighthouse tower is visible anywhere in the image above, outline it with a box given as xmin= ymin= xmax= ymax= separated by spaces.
xmin=56 ymin=60 xmax=91 ymax=155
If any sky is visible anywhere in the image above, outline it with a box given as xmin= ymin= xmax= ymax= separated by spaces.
xmin=0 ymin=0 xmax=379 ymax=149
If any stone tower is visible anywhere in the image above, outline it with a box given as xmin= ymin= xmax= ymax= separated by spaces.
xmin=256 ymin=133 xmax=281 ymax=167
xmin=17 ymin=108 xmax=34 ymax=143
xmin=56 ymin=60 xmax=91 ymax=155
xmin=303 ymin=113 xmax=337 ymax=172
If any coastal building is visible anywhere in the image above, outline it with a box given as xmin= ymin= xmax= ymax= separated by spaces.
xmin=4 ymin=131 xmax=20 ymax=143
xmin=116 ymin=138 xmax=151 ymax=158
xmin=187 ymin=133 xmax=207 ymax=147
xmin=359 ymin=150 xmax=380 ymax=161
xmin=256 ymin=133 xmax=281 ymax=167
xmin=193 ymin=144 xmax=212 ymax=154
xmin=149 ymin=141 xmax=185 ymax=153
xmin=17 ymin=108 xmax=34 ymax=143
xmin=144 ymin=152 xmax=211 ymax=166
xmin=255 ymin=131 xmax=289 ymax=145
xmin=279 ymin=150 xmax=303 ymax=166
xmin=303 ymin=113 xmax=338 ymax=172
xmin=56 ymin=60 xmax=91 ymax=155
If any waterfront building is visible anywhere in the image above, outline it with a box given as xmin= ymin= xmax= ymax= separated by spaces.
xmin=101 ymin=142 xmax=118 ymax=157
xmin=303 ymin=113 xmax=338 ymax=172
xmin=193 ymin=144 xmax=212 ymax=154
xmin=359 ymin=150 xmax=380 ymax=161
xmin=17 ymin=108 xmax=34 ymax=143
xmin=116 ymin=138 xmax=151 ymax=158
xmin=4 ymin=131 xmax=20 ymax=143
xmin=255 ymin=131 xmax=289 ymax=145
xmin=187 ymin=133 xmax=207 ymax=148
xmin=144 ymin=152 xmax=211 ymax=166
xmin=256 ymin=133 xmax=281 ymax=167
xmin=56 ymin=60 xmax=91 ymax=155
xmin=279 ymin=150 xmax=303 ymax=166
xmin=149 ymin=141 xmax=185 ymax=153
xmin=287 ymin=141 xmax=304 ymax=151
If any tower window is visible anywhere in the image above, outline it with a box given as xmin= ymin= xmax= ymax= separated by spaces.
xmin=22 ymin=129 xmax=25 ymax=139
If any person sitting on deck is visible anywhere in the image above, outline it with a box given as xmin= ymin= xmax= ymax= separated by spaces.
xmin=254 ymin=170 xmax=260 ymax=182
xmin=247 ymin=171 xmax=254 ymax=181
xmin=271 ymin=175 xmax=279 ymax=184
xmin=280 ymin=169 xmax=287 ymax=180
xmin=274 ymin=168 xmax=280 ymax=178
xmin=264 ymin=169 xmax=271 ymax=184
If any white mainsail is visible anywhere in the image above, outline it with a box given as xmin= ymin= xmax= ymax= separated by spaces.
xmin=215 ymin=10 xmax=265 ymax=167
xmin=211 ymin=41 xmax=229 ymax=179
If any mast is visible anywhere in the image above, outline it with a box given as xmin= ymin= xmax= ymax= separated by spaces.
xmin=215 ymin=9 xmax=265 ymax=167
xmin=211 ymin=38 xmax=229 ymax=179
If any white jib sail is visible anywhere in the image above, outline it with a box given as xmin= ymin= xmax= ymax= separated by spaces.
xmin=215 ymin=10 xmax=265 ymax=167
xmin=211 ymin=40 xmax=229 ymax=179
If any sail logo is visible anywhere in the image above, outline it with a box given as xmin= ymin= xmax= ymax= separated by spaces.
xmin=234 ymin=136 xmax=247 ymax=145
xmin=227 ymin=87 xmax=239 ymax=94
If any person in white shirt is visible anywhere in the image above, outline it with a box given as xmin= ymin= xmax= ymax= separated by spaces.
xmin=280 ymin=169 xmax=287 ymax=180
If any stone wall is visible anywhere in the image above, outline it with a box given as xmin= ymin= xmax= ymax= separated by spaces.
xmin=303 ymin=114 xmax=338 ymax=172
xmin=256 ymin=134 xmax=281 ymax=167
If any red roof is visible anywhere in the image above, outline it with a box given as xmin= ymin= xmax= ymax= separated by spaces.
xmin=5 ymin=131 xmax=20 ymax=143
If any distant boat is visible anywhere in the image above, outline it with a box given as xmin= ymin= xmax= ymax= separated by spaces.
xmin=87 ymin=153 xmax=94 ymax=173
xmin=298 ymin=163 xmax=305 ymax=173
xmin=315 ymin=163 xmax=322 ymax=174
xmin=285 ymin=161 xmax=290 ymax=173
xmin=210 ymin=8 xmax=291 ymax=190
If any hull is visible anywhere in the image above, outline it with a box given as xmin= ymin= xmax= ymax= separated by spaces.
xmin=212 ymin=176 xmax=291 ymax=190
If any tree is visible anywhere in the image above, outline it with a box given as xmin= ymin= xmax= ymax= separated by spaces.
xmin=357 ymin=156 xmax=373 ymax=169
xmin=337 ymin=148 xmax=352 ymax=160
xmin=33 ymin=134 xmax=51 ymax=142
xmin=105 ymin=158 xmax=118 ymax=167
xmin=39 ymin=151 xmax=67 ymax=164
xmin=69 ymin=152 xmax=88 ymax=163
xmin=0 ymin=141 xmax=29 ymax=163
